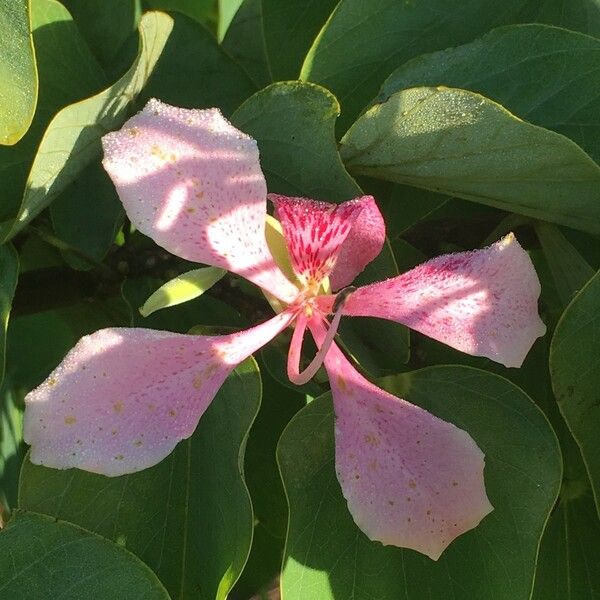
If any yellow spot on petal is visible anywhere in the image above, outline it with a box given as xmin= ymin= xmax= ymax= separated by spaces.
xmin=369 ymin=459 xmax=378 ymax=471
xmin=408 ymin=479 xmax=417 ymax=489
xmin=115 ymin=454 xmax=124 ymax=460
xmin=195 ymin=191 xmax=204 ymax=199
xmin=113 ymin=401 xmax=124 ymax=414
xmin=147 ymin=403 xmax=156 ymax=411
xmin=127 ymin=127 xmax=139 ymax=137
xmin=48 ymin=377 xmax=57 ymax=387
xmin=168 ymin=409 xmax=177 ymax=417
xmin=337 ymin=376 xmax=347 ymax=392
xmin=64 ymin=416 xmax=77 ymax=425
xmin=186 ymin=207 xmax=196 ymax=213
xmin=193 ymin=373 xmax=203 ymax=389
xmin=133 ymin=440 xmax=143 ymax=447
xmin=363 ymin=433 xmax=380 ymax=447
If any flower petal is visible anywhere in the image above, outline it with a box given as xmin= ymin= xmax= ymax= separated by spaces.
xmin=329 ymin=196 xmax=386 ymax=291
xmin=333 ymin=233 xmax=546 ymax=367
xmin=102 ymin=99 xmax=298 ymax=303
xmin=311 ymin=320 xmax=493 ymax=560
xmin=269 ymin=194 xmax=366 ymax=288
xmin=24 ymin=311 xmax=295 ymax=476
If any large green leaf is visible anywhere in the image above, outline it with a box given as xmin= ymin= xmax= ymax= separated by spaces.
xmin=278 ymin=366 xmax=561 ymax=600
xmin=0 ymin=0 xmax=106 ymax=226
xmin=340 ymin=86 xmax=600 ymax=233
xmin=232 ymin=81 xmax=361 ymax=201
xmin=0 ymin=245 xmax=18 ymax=387
xmin=0 ymin=0 xmax=37 ymax=145
xmin=262 ymin=0 xmax=337 ymax=81
xmin=20 ymin=357 xmax=261 ymax=600
xmin=61 ymin=0 xmax=140 ymax=70
xmin=550 ymin=270 xmax=600 ymax=517
xmin=0 ymin=511 xmax=169 ymax=599
xmin=0 ymin=380 xmax=24 ymax=517
xmin=0 ymin=10 xmax=172 ymax=243
xmin=138 ymin=11 xmax=256 ymax=113
xmin=378 ymin=24 xmax=600 ymax=163
xmin=300 ymin=0 xmax=600 ymax=132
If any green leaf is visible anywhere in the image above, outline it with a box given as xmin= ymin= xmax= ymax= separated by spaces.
xmin=0 ymin=381 xmax=24 ymax=517
xmin=139 ymin=266 xmax=226 ymax=317
xmin=218 ymin=0 xmax=243 ymax=40
xmin=300 ymin=0 xmax=600 ymax=132
xmin=61 ymin=0 xmax=140 ymax=70
xmin=145 ymin=0 xmax=217 ymax=31
xmin=378 ymin=24 xmax=600 ymax=163
xmin=0 ymin=10 xmax=173 ymax=243
xmin=221 ymin=0 xmax=271 ymax=88
xmin=535 ymin=222 xmax=595 ymax=306
xmin=50 ymin=163 xmax=124 ymax=270
xmin=0 ymin=245 xmax=18 ymax=387
xmin=262 ymin=0 xmax=337 ymax=80
xmin=550 ymin=270 xmax=600 ymax=517
xmin=20 ymin=358 xmax=261 ymax=600
xmin=0 ymin=0 xmax=37 ymax=145
xmin=0 ymin=0 xmax=106 ymax=227
xmin=278 ymin=366 xmax=561 ymax=600
xmin=232 ymin=81 xmax=361 ymax=201
xmin=0 ymin=511 xmax=170 ymax=599
xmin=340 ymin=86 xmax=600 ymax=234
xmin=138 ymin=11 xmax=256 ymax=114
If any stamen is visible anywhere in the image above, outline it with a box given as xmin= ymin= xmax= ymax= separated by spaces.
xmin=287 ymin=287 xmax=355 ymax=386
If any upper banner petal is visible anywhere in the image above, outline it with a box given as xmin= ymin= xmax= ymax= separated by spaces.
xmin=102 ymin=99 xmax=298 ymax=303
xmin=329 ymin=196 xmax=386 ymax=291
xmin=24 ymin=311 xmax=295 ymax=477
xmin=338 ymin=234 xmax=546 ymax=367
xmin=269 ymin=194 xmax=366 ymax=289
xmin=310 ymin=320 xmax=493 ymax=560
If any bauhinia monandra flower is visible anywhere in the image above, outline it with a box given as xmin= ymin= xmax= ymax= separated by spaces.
xmin=23 ymin=99 xmax=546 ymax=560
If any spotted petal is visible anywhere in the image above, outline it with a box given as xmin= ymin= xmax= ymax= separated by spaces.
xmin=310 ymin=320 xmax=493 ymax=560
xmin=24 ymin=311 xmax=295 ymax=476
xmin=327 ymin=233 xmax=546 ymax=367
xmin=269 ymin=195 xmax=367 ymax=288
xmin=329 ymin=196 xmax=386 ymax=291
xmin=102 ymin=99 xmax=298 ymax=303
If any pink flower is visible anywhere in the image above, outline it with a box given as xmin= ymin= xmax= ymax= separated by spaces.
xmin=23 ymin=99 xmax=546 ymax=560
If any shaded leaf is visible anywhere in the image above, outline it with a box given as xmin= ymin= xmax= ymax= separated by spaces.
xmin=0 ymin=10 xmax=173 ymax=242
xmin=0 ymin=245 xmax=18 ymax=387
xmin=0 ymin=511 xmax=169 ymax=599
xmin=279 ymin=366 xmax=561 ymax=600
xmin=218 ymin=0 xmax=243 ymax=40
xmin=20 ymin=358 xmax=261 ymax=600
xmin=232 ymin=81 xmax=361 ymax=201
xmin=550 ymin=270 xmax=600 ymax=517
xmin=340 ymin=87 xmax=600 ymax=233
xmin=378 ymin=24 xmax=600 ymax=163
xmin=0 ymin=0 xmax=37 ymax=145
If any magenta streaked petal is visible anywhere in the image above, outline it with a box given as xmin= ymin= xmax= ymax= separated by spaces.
xmin=102 ymin=99 xmax=298 ymax=303
xmin=337 ymin=234 xmax=546 ymax=367
xmin=269 ymin=194 xmax=366 ymax=287
xmin=310 ymin=320 xmax=493 ymax=560
xmin=23 ymin=311 xmax=295 ymax=476
xmin=329 ymin=196 xmax=386 ymax=291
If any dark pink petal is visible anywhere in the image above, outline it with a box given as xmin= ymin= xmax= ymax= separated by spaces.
xmin=329 ymin=196 xmax=386 ymax=291
xmin=311 ymin=320 xmax=493 ymax=559
xmin=269 ymin=194 xmax=366 ymax=288
xmin=24 ymin=312 xmax=295 ymax=476
xmin=336 ymin=234 xmax=546 ymax=367
xmin=102 ymin=99 xmax=298 ymax=303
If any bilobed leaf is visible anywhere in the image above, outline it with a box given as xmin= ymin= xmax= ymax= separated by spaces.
xmin=232 ymin=81 xmax=361 ymax=201
xmin=340 ymin=87 xmax=600 ymax=234
xmin=378 ymin=24 xmax=600 ymax=163
xmin=0 ymin=0 xmax=106 ymax=228
xmin=1 ymin=10 xmax=173 ymax=243
xmin=262 ymin=0 xmax=337 ymax=80
xmin=0 ymin=512 xmax=170 ymax=599
xmin=0 ymin=245 xmax=18 ymax=387
xmin=20 ymin=358 xmax=262 ymax=600
xmin=139 ymin=266 xmax=226 ymax=317
xmin=300 ymin=0 xmax=600 ymax=132
xmin=0 ymin=0 xmax=37 ymax=145
xmin=138 ymin=11 xmax=256 ymax=113
xmin=550 ymin=270 xmax=600 ymax=518
xmin=535 ymin=222 xmax=595 ymax=305
xmin=278 ymin=367 xmax=561 ymax=600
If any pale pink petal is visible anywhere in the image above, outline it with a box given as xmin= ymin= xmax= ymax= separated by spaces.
xmin=102 ymin=99 xmax=298 ymax=303
xmin=329 ymin=233 xmax=546 ymax=368
xmin=329 ymin=196 xmax=386 ymax=291
xmin=310 ymin=319 xmax=493 ymax=560
xmin=269 ymin=194 xmax=366 ymax=288
xmin=23 ymin=311 xmax=295 ymax=476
